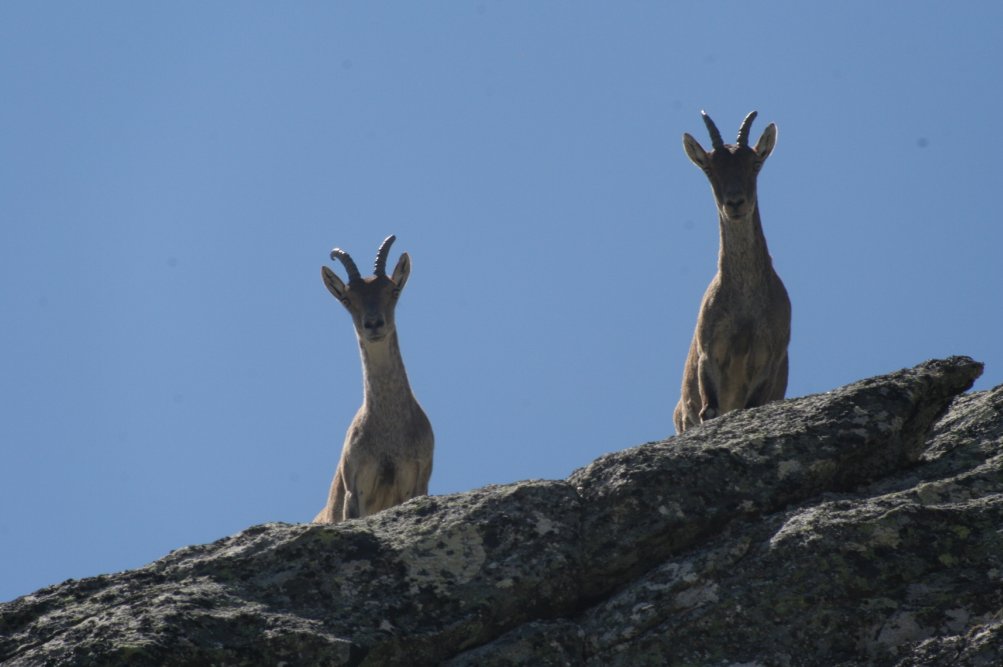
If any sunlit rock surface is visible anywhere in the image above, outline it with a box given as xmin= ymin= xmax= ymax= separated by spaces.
xmin=3 ymin=357 xmax=1000 ymax=666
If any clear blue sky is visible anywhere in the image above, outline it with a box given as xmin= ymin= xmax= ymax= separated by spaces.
xmin=2 ymin=3 xmax=1001 ymax=602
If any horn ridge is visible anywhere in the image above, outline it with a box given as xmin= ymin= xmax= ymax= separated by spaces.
xmin=374 ymin=234 xmax=396 ymax=276
xmin=701 ymin=110 xmax=725 ymax=150
xmin=737 ymin=110 xmax=758 ymax=147
xmin=330 ymin=248 xmax=362 ymax=283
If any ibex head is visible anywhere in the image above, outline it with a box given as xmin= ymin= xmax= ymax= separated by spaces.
xmin=682 ymin=110 xmax=777 ymax=222
xmin=322 ymin=235 xmax=411 ymax=343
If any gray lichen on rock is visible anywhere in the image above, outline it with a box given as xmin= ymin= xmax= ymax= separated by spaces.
xmin=3 ymin=356 xmax=1003 ymax=666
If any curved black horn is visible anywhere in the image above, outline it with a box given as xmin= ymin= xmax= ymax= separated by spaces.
xmin=374 ymin=234 xmax=396 ymax=276
xmin=701 ymin=110 xmax=725 ymax=150
xmin=737 ymin=111 xmax=758 ymax=147
xmin=330 ymin=248 xmax=362 ymax=283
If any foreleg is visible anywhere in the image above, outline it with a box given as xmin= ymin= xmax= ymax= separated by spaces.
xmin=313 ymin=467 xmax=346 ymax=524
xmin=697 ymin=351 xmax=720 ymax=422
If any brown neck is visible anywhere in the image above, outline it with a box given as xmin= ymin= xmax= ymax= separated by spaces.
xmin=358 ymin=330 xmax=415 ymax=409
xmin=717 ymin=204 xmax=774 ymax=284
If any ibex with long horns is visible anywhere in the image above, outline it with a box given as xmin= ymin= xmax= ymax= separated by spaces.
xmin=313 ymin=235 xmax=434 ymax=523
xmin=673 ymin=111 xmax=791 ymax=433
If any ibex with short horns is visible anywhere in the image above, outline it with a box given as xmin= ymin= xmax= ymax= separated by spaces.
xmin=313 ymin=235 xmax=434 ymax=523
xmin=673 ymin=111 xmax=791 ymax=433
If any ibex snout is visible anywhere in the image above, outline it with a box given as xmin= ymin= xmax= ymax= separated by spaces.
xmin=724 ymin=191 xmax=745 ymax=207
xmin=362 ymin=313 xmax=389 ymax=340
xmin=722 ymin=192 xmax=752 ymax=219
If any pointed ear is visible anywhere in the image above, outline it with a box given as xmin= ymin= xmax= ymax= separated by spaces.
xmin=321 ymin=266 xmax=350 ymax=305
xmin=682 ymin=133 xmax=710 ymax=170
xmin=391 ymin=252 xmax=410 ymax=292
xmin=755 ymin=123 xmax=777 ymax=162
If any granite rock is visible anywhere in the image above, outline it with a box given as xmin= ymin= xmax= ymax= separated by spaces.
xmin=2 ymin=357 xmax=998 ymax=666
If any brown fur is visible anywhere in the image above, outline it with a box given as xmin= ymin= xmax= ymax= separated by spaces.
xmin=313 ymin=236 xmax=434 ymax=523
xmin=673 ymin=112 xmax=791 ymax=433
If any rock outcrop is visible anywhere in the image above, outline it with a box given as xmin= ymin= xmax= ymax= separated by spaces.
xmin=2 ymin=356 xmax=1001 ymax=666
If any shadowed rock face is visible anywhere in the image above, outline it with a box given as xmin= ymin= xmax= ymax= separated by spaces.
xmin=3 ymin=357 xmax=1001 ymax=666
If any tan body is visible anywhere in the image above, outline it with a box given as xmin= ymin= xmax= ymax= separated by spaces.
xmin=673 ymin=111 xmax=791 ymax=433
xmin=313 ymin=235 xmax=433 ymax=523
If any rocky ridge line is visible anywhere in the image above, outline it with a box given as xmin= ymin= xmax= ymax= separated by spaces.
xmin=2 ymin=356 xmax=1000 ymax=666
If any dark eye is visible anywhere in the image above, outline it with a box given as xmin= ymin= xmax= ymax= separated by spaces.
xmin=392 ymin=288 xmax=401 ymax=298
